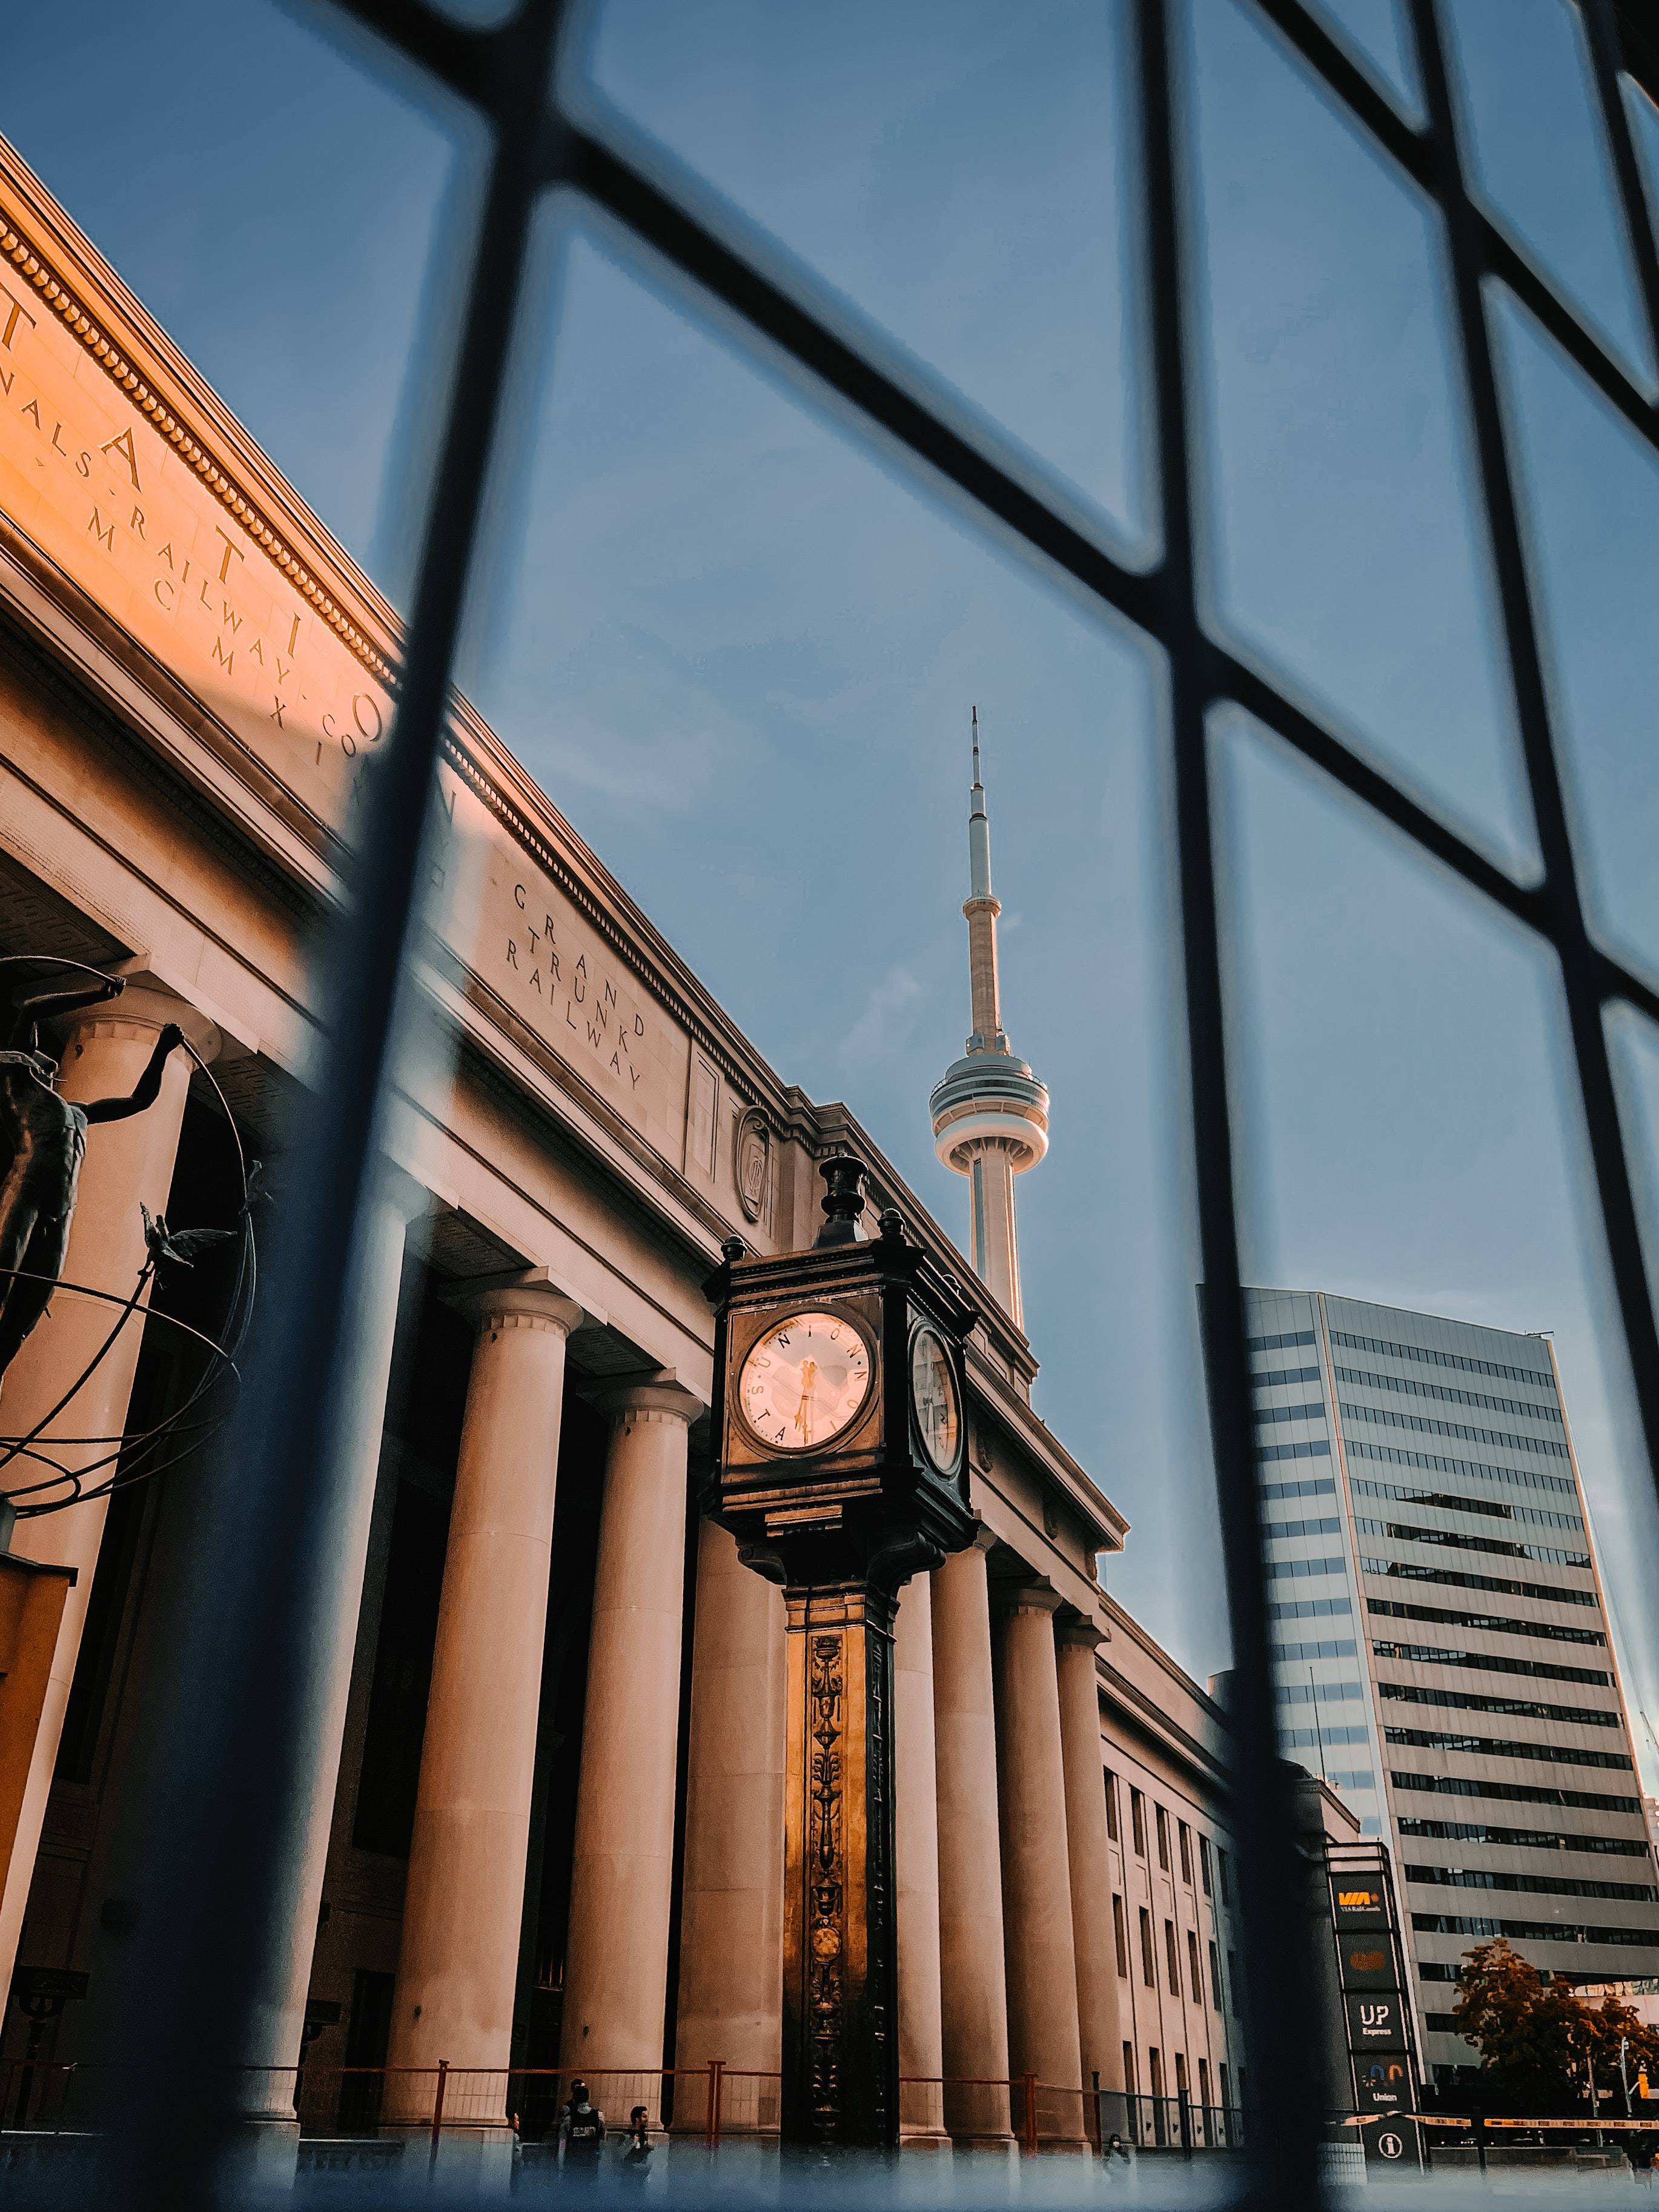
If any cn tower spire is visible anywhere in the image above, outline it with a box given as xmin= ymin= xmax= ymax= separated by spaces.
xmin=929 ymin=709 xmax=1050 ymax=1331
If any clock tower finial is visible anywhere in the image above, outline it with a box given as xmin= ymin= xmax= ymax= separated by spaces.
xmin=929 ymin=709 xmax=1049 ymax=1331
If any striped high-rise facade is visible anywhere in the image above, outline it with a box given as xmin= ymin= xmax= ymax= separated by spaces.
xmin=1246 ymin=1288 xmax=1659 ymax=2080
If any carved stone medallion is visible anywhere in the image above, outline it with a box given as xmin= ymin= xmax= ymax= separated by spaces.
xmin=733 ymin=1106 xmax=770 ymax=1222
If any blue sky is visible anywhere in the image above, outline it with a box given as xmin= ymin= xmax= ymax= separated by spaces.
xmin=8 ymin=0 xmax=1659 ymax=1755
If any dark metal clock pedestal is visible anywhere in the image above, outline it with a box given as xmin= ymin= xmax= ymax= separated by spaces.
xmin=703 ymin=1158 xmax=977 ymax=2151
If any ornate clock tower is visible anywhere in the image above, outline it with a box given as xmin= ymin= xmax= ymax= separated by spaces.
xmin=703 ymin=1157 xmax=977 ymax=2148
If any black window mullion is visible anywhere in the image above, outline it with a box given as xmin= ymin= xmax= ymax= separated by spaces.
xmin=101 ymin=0 xmax=579 ymax=2189
xmin=1134 ymin=1 xmax=1325 ymax=2203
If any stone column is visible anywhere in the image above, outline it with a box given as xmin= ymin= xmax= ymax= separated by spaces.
xmin=384 ymin=1275 xmax=582 ymax=2136
xmin=672 ymin=1515 xmax=784 ymax=2134
xmin=930 ymin=1528 xmax=1012 ymax=2146
xmin=995 ymin=1583 xmax=1085 ymax=2145
xmin=558 ymin=1380 xmax=698 ymax=2110
xmin=1055 ymin=1617 xmax=1125 ymax=2111
xmin=895 ymin=1571 xmax=947 ymax=2145
xmin=0 ymin=983 xmax=216 ymax=1994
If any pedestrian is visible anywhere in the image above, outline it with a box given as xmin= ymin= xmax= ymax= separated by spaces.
xmin=621 ymin=2104 xmax=652 ymax=2185
xmin=1104 ymin=2130 xmax=1132 ymax=2177
xmin=559 ymin=2079 xmax=606 ymax=2176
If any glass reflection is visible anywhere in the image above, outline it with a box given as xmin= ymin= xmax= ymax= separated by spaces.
xmin=1182 ymin=0 xmax=1532 ymax=872
xmin=1440 ymin=0 xmax=1655 ymax=391
xmin=571 ymin=0 xmax=1151 ymax=560
xmin=1490 ymin=289 xmax=1659 ymax=985
xmin=455 ymin=203 xmax=1222 ymax=1672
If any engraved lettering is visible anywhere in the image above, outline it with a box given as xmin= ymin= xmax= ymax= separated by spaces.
xmin=76 ymin=451 xmax=91 ymax=477
xmin=87 ymin=506 xmax=115 ymax=552
xmin=99 ymin=426 xmax=141 ymax=491
xmin=514 ymin=883 xmax=527 ymax=911
xmin=271 ymin=697 xmax=287 ymax=728
xmin=1 ymin=288 xmax=38 ymax=351
xmin=286 ymin=613 xmax=301 ymax=657
xmin=213 ymin=525 xmax=243 ymax=584
xmin=51 ymin=422 xmax=67 ymax=456
xmin=157 ymin=541 xmax=175 ymax=570
xmin=130 ymin=506 xmax=144 ymax=539
xmin=211 ymin=636 xmax=235 ymax=675
xmin=506 ymin=939 xmax=519 ymax=969
xmin=221 ymin=603 xmax=242 ymax=634
xmin=351 ymin=693 xmax=382 ymax=743
xmin=153 ymin=579 xmax=174 ymax=608
xmin=20 ymin=399 xmax=40 ymax=426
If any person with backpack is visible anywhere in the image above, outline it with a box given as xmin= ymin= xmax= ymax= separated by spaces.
xmin=559 ymin=2080 xmax=606 ymax=2175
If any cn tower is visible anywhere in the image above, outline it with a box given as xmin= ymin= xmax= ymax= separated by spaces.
xmin=929 ymin=709 xmax=1050 ymax=1331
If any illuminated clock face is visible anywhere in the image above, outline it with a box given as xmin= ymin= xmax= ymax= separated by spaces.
xmin=910 ymin=1326 xmax=961 ymax=1472
xmin=738 ymin=1309 xmax=872 ymax=1453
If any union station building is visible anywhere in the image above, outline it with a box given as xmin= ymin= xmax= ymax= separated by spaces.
xmin=0 ymin=133 xmax=1253 ymax=2149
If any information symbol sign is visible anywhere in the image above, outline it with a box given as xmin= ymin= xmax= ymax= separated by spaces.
xmin=1377 ymin=2131 xmax=1404 ymax=2161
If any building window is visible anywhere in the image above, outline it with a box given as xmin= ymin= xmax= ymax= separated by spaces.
xmin=1198 ymin=2058 xmax=1211 ymax=2110
xmin=1156 ymin=1804 xmax=1170 ymax=1871
xmin=1174 ymin=2053 xmax=1189 ymax=2098
xmin=1187 ymin=1928 xmax=1202 ymax=2002
xmin=1131 ymin=1787 xmax=1146 ymax=1857
xmin=1198 ymin=1834 xmax=1213 ymax=1896
xmin=1139 ymin=1907 xmax=1156 ymax=1988
xmin=1178 ymin=1819 xmax=1193 ymax=1886
xmin=1217 ymin=1847 xmax=1233 ymax=1904
xmin=1122 ymin=2043 xmax=1137 ymax=2099
xmin=1219 ymin=2063 xmax=1231 ymax=2111
xmin=1149 ymin=2048 xmax=1164 ymax=2101
xmin=1105 ymin=1768 xmax=1119 ymax=1843
xmin=1228 ymin=1948 xmax=1241 ymax=2013
xmin=1113 ymin=1893 xmax=1129 ymax=1979
xmin=1164 ymin=1918 xmax=1180 ymax=1996
xmin=1208 ymin=1938 xmax=1224 ymax=2011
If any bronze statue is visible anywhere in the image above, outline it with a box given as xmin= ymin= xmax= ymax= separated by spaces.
xmin=0 ymin=961 xmax=186 ymax=1388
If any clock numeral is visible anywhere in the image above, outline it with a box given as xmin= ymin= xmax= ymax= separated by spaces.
xmin=776 ymin=1332 xmax=790 ymax=1348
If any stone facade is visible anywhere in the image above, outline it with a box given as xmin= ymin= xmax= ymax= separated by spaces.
xmin=0 ymin=130 xmax=1243 ymax=2133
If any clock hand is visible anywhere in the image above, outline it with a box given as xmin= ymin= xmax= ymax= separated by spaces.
xmin=793 ymin=1357 xmax=818 ymax=1443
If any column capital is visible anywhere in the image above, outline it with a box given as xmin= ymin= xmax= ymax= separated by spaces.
xmin=996 ymin=1578 xmax=1063 ymax=1620
xmin=1056 ymin=1611 xmax=1104 ymax=1653
xmin=62 ymin=978 xmax=220 ymax=1063
xmin=446 ymin=1267 xmax=586 ymax=1337
xmin=962 ymin=1520 xmax=999 ymax=1558
xmin=597 ymin=1375 xmax=704 ymax=1426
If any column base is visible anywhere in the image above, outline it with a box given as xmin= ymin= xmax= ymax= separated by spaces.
xmin=948 ymin=2132 xmax=1018 ymax=2159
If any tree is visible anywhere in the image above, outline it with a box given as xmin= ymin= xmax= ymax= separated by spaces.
xmin=1453 ymin=1939 xmax=1659 ymax=2114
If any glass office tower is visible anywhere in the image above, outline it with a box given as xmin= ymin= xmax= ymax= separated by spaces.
xmin=1245 ymin=1289 xmax=1659 ymax=2081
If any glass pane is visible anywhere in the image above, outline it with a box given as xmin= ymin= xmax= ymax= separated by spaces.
xmin=1 ymin=0 xmax=482 ymax=608
xmin=571 ymin=0 xmax=1152 ymax=562
xmin=1303 ymin=0 xmax=1422 ymax=121
xmin=1441 ymin=0 xmax=1655 ymax=391
xmin=1182 ymin=0 xmax=1535 ymax=875
xmin=454 ymin=201 xmax=1225 ymax=1665
xmin=1489 ymin=287 xmax=1659 ymax=985
xmin=1220 ymin=711 xmax=1659 ymax=2085
xmin=1627 ymin=71 xmax=1659 ymax=245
